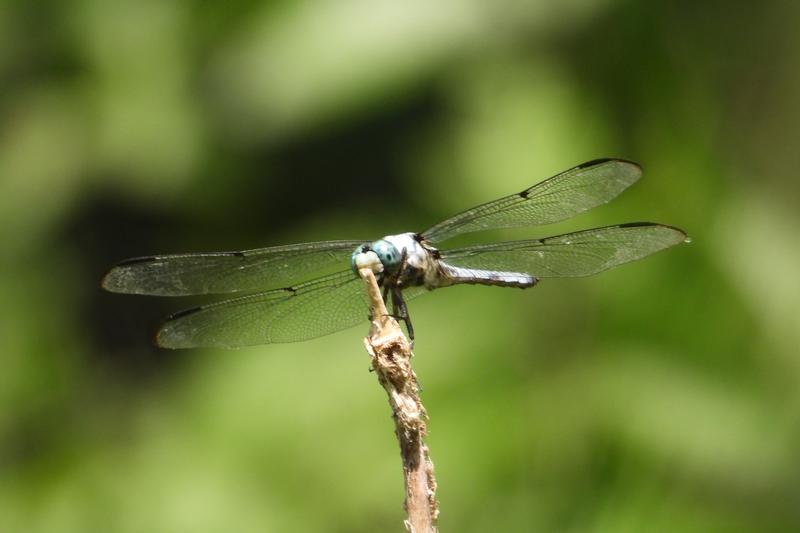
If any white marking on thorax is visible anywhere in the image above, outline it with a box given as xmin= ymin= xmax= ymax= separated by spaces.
xmin=381 ymin=233 xmax=440 ymax=288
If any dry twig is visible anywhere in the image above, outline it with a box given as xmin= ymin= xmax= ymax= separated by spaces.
xmin=359 ymin=267 xmax=439 ymax=532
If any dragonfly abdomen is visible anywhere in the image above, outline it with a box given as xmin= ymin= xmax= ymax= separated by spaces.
xmin=438 ymin=263 xmax=537 ymax=289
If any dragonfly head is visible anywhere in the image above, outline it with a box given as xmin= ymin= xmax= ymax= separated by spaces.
xmin=351 ymin=239 xmax=402 ymax=276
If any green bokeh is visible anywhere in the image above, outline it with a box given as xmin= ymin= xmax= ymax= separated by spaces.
xmin=2 ymin=1 xmax=799 ymax=531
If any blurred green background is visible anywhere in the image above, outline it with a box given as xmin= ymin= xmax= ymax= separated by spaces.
xmin=2 ymin=0 xmax=799 ymax=531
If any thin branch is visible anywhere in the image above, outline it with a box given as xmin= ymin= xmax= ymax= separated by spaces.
xmin=359 ymin=267 xmax=439 ymax=533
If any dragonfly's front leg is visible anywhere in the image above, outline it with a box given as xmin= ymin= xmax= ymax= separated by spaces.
xmin=388 ymin=247 xmax=415 ymax=342
xmin=391 ymin=286 xmax=414 ymax=343
xmin=382 ymin=285 xmax=390 ymax=309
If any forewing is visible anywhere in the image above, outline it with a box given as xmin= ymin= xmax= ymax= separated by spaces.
xmin=440 ymin=223 xmax=687 ymax=277
xmin=422 ymin=159 xmax=642 ymax=243
xmin=102 ymin=240 xmax=364 ymax=296
xmin=156 ymin=270 xmax=372 ymax=348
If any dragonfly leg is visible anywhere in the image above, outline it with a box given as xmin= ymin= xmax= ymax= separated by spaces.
xmin=391 ymin=286 xmax=414 ymax=343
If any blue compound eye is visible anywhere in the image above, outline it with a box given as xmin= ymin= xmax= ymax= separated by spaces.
xmin=372 ymin=239 xmax=401 ymax=271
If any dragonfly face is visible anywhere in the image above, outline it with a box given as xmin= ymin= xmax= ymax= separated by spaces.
xmin=102 ymin=158 xmax=689 ymax=349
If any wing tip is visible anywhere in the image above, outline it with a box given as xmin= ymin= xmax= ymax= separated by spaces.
xmin=100 ymin=266 xmax=125 ymax=293
xmin=617 ymin=221 xmax=690 ymax=245
xmin=154 ymin=335 xmax=183 ymax=350
xmin=153 ymin=332 xmax=178 ymax=350
xmin=152 ymin=306 xmax=204 ymax=349
xmin=101 ymin=256 xmax=158 ymax=294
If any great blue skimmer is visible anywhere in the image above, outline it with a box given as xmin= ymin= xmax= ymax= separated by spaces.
xmin=102 ymin=159 xmax=687 ymax=348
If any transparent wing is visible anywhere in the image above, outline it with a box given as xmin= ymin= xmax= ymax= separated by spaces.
xmin=156 ymin=270 xmax=436 ymax=348
xmin=422 ymin=159 xmax=642 ymax=243
xmin=440 ymin=223 xmax=687 ymax=277
xmin=102 ymin=240 xmax=364 ymax=296
xmin=156 ymin=270 xmax=368 ymax=348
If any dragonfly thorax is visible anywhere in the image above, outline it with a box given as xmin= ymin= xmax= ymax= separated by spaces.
xmin=351 ymin=232 xmax=439 ymax=288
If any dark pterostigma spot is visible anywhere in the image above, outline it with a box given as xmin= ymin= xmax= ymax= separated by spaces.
xmin=616 ymin=222 xmax=688 ymax=238
xmin=115 ymin=255 xmax=159 ymax=266
xmin=576 ymin=157 xmax=641 ymax=172
xmin=519 ymin=190 xmax=530 ymax=199
xmin=576 ymin=158 xmax=614 ymax=169
xmin=165 ymin=305 xmax=203 ymax=321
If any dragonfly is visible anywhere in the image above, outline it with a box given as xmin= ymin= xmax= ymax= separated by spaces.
xmin=102 ymin=158 xmax=688 ymax=349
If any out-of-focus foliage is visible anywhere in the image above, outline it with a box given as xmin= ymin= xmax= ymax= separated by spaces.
xmin=2 ymin=0 xmax=799 ymax=531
